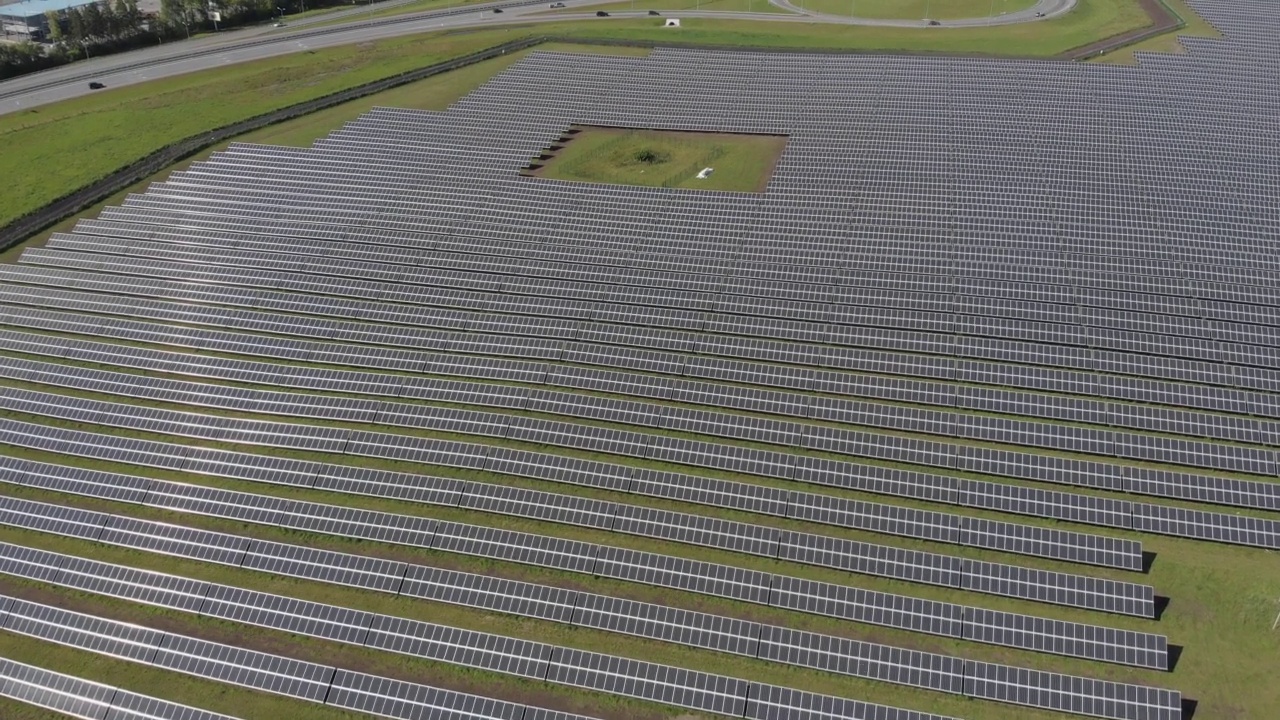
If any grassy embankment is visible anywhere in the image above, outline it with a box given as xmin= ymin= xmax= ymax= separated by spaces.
xmin=1090 ymin=0 xmax=1221 ymax=63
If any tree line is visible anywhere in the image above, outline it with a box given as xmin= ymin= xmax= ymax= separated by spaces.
xmin=1 ymin=0 xmax=365 ymax=80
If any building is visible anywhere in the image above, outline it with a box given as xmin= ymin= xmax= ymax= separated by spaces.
xmin=0 ymin=0 xmax=103 ymax=39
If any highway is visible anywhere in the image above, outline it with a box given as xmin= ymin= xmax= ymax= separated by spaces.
xmin=0 ymin=0 xmax=1074 ymax=115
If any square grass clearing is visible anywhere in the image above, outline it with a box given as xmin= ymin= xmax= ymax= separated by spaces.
xmin=527 ymin=125 xmax=787 ymax=192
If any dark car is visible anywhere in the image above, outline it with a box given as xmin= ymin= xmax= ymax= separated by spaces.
xmin=648 ymin=8 xmax=659 ymax=14
xmin=493 ymin=7 xmax=503 ymax=11
xmin=596 ymin=10 xmax=609 ymax=15
xmin=927 ymin=19 xmax=940 ymax=25
xmin=88 ymin=81 xmax=105 ymax=89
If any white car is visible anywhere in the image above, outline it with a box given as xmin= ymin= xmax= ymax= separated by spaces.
xmin=549 ymin=2 xmax=565 ymax=6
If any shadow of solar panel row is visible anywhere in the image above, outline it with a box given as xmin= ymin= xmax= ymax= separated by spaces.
xmin=6 ymin=257 xmax=1280 ymax=420
xmin=0 ymin=355 xmax=1148 ymax=570
xmin=0 ymin=541 xmax=1180 ymax=720
xmin=24 ymin=241 xmax=1280 ymax=370
xmin=0 ymin=595 xmax=605 ymax=720
xmin=0 ymin=490 xmax=1168 ymax=670
xmin=0 ymin=330 xmax=1271 ymax=549
xmin=0 ymin=656 xmax=241 ymax=720
xmin=0 ymin=401 xmax=1156 ymax=618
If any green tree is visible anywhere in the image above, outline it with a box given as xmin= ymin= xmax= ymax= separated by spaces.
xmin=82 ymin=1 xmax=107 ymax=38
xmin=113 ymin=0 xmax=140 ymax=34
xmin=43 ymin=10 xmax=64 ymax=42
xmin=66 ymin=5 xmax=86 ymax=42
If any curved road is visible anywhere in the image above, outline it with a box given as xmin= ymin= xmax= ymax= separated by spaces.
xmin=0 ymin=0 xmax=1074 ymax=115
xmin=768 ymin=0 xmax=1074 ymax=26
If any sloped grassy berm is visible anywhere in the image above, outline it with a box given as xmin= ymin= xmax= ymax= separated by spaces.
xmin=526 ymin=126 xmax=787 ymax=192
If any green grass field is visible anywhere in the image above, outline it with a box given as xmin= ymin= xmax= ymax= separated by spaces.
xmin=529 ymin=126 xmax=787 ymax=192
xmin=788 ymin=0 xmax=1037 ymax=19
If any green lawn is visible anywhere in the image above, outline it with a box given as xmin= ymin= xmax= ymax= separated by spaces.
xmin=793 ymin=0 xmax=1037 ymax=19
xmin=531 ymin=126 xmax=786 ymax=192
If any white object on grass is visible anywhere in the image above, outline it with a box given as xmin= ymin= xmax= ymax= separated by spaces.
xmin=665 ymin=18 xmax=681 ymax=26
xmin=696 ymin=167 xmax=714 ymax=179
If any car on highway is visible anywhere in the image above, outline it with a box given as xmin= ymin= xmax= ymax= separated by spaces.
xmin=493 ymin=7 xmax=503 ymax=11
xmin=596 ymin=9 xmax=608 ymax=15
xmin=273 ymin=21 xmax=285 ymax=27
xmin=1035 ymin=10 xmax=1045 ymax=16
xmin=648 ymin=9 xmax=660 ymax=14
xmin=549 ymin=2 xmax=564 ymax=6
xmin=88 ymin=81 xmax=105 ymax=89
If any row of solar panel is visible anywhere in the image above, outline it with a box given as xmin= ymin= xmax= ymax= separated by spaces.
xmin=0 ymin=333 xmax=1270 ymax=553
xmin=1 ymin=345 xmax=1271 ymax=538
xmin=0 ymin=539 xmax=1179 ymax=719
xmin=0 ymin=431 xmax=1155 ymax=622
xmin=18 ymin=238 xmax=1280 ymax=415
xmin=0 ymin=303 xmax=1272 ymax=515
xmin=88 ymin=178 xmax=1280 ymax=312
xmin=65 ymin=216 xmax=1280 ymax=313
xmin=115 ymin=138 xmax=1279 ymax=253
xmin=156 ymin=144 xmax=1267 ymax=229
xmin=0 ymin=594 xmax=615 ymax=720
xmin=16 ymin=238 xmax=1278 ymax=455
xmin=136 ymin=159 xmax=1280 ymax=295
xmin=0 ymin=483 xmax=1167 ymax=670
xmin=34 ymin=235 xmax=1280 ymax=346
xmin=9 ymin=249 xmax=1278 ymax=376
xmin=76 ymin=204 xmax=1280 ymax=310
xmin=0 ymin=354 xmax=1147 ymax=570
xmin=0 ymin=657 xmax=239 ymax=720
xmin=0 ymin=322 xmax=1266 ymax=486
xmin=5 ymin=295 xmax=1274 ymax=457
xmin=13 ymin=232 xmax=1280 ymax=403
xmin=7 ymin=268 xmax=1279 ymax=427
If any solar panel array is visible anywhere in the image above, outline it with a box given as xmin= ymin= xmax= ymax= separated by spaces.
xmin=0 ymin=539 xmax=1176 ymax=720
xmin=2 ymin=1 xmax=1278 ymax=718
xmin=0 ymin=593 xmax=607 ymax=720
xmin=0 ymin=655 xmax=242 ymax=720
